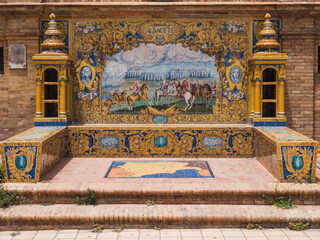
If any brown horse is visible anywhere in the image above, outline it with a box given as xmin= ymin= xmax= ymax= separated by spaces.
xmin=199 ymin=83 xmax=214 ymax=105
xmin=104 ymin=90 xmax=121 ymax=112
xmin=119 ymin=90 xmax=127 ymax=108
xmin=190 ymin=83 xmax=199 ymax=100
xmin=127 ymin=83 xmax=153 ymax=110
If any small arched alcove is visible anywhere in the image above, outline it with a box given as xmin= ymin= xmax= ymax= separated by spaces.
xmin=43 ymin=68 xmax=58 ymax=118
xmin=262 ymin=68 xmax=277 ymax=118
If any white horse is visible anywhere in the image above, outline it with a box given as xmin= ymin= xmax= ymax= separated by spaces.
xmin=169 ymin=79 xmax=195 ymax=111
xmin=153 ymin=81 xmax=170 ymax=105
xmin=183 ymin=91 xmax=195 ymax=111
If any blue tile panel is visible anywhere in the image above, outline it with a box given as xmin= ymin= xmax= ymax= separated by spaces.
xmin=34 ymin=121 xmax=68 ymax=127
xmin=253 ymin=121 xmax=287 ymax=127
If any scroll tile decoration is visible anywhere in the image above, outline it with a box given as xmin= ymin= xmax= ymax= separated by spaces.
xmin=67 ymin=126 xmax=254 ymax=158
xmin=3 ymin=144 xmax=40 ymax=182
xmin=1 ymin=127 xmax=67 ymax=182
xmin=255 ymin=127 xmax=318 ymax=182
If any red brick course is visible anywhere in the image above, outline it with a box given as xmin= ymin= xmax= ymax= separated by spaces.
xmin=5 ymin=182 xmax=320 ymax=205
xmin=1 ymin=204 xmax=320 ymax=230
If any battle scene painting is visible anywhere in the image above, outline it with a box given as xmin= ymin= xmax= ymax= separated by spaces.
xmin=102 ymin=43 xmax=219 ymax=114
xmin=70 ymin=19 xmax=249 ymax=124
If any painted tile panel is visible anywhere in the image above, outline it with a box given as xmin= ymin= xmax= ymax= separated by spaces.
xmin=105 ymin=161 xmax=214 ymax=178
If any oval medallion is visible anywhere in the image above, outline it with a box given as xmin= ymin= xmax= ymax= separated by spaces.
xmin=153 ymin=115 xmax=168 ymax=124
xmin=291 ymin=155 xmax=304 ymax=171
xmin=230 ymin=66 xmax=242 ymax=84
xmin=15 ymin=155 xmax=27 ymax=171
xmin=202 ymin=137 xmax=223 ymax=149
xmin=99 ymin=136 xmax=120 ymax=150
xmin=154 ymin=136 xmax=168 ymax=148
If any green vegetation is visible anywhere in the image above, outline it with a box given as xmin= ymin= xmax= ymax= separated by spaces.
xmin=288 ymin=221 xmax=310 ymax=231
xmin=40 ymin=180 xmax=50 ymax=183
xmin=93 ymin=224 xmax=104 ymax=233
xmin=41 ymin=202 xmax=54 ymax=206
xmin=10 ymin=231 xmax=20 ymax=237
xmin=76 ymin=188 xmax=97 ymax=205
xmin=146 ymin=200 xmax=156 ymax=206
xmin=273 ymin=184 xmax=295 ymax=209
xmin=264 ymin=183 xmax=295 ymax=209
xmin=0 ymin=185 xmax=21 ymax=208
xmin=246 ymin=223 xmax=263 ymax=230
xmin=273 ymin=194 xmax=295 ymax=209
xmin=0 ymin=165 xmax=4 ymax=183
xmin=113 ymin=226 xmax=124 ymax=232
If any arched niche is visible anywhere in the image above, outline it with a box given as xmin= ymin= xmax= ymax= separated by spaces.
xmin=43 ymin=68 xmax=58 ymax=118
xmin=262 ymin=68 xmax=277 ymax=118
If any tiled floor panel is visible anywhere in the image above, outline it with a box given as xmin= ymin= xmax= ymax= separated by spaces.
xmin=43 ymin=157 xmax=277 ymax=183
xmin=105 ymin=160 xmax=214 ymax=178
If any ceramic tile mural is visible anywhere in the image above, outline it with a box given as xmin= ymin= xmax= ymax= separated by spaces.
xmin=280 ymin=145 xmax=316 ymax=181
xmin=2 ymin=127 xmax=64 ymax=142
xmin=105 ymin=161 xmax=214 ymax=178
xmin=256 ymin=127 xmax=313 ymax=142
xmin=254 ymin=129 xmax=279 ymax=179
xmin=2 ymin=144 xmax=40 ymax=182
xmin=40 ymin=128 xmax=68 ymax=177
xmin=70 ymin=19 xmax=249 ymax=124
xmin=255 ymin=127 xmax=318 ymax=182
xmin=0 ymin=127 xmax=67 ymax=182
xmin=67 ymin=126 xmax=254 ymax=158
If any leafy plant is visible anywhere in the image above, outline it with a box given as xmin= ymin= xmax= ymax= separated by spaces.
xmin=273 ymin=184 xmax=295 ymax=209
xmin=92 ymin=224 xmax=104 ymax=233
xmin=146 ymin=200 xmax=156 ymax=206
xmin=0 ymin=165 xmax=4 ymax=183
xmin=264 ymin=183 xmax=295 ymax=209
xmin=288 ymin=221 xmax=310 ymax=231
xmin=41 ymin=202 xmax=54 ymax=206
xmin=76 ymin=188 xmax=97 ymax=205
xmin=10 ymin=231 xmax=20 ymax=237
xmin=0 ymin=185 xmax=21 ymax=208
xmin=246 ymin=223 xmax=263 ymax=230
xmin=113 ymin=226 xmax=124 ymax=232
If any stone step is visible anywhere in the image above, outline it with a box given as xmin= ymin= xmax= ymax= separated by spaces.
xmin=5 ymin=182 xmax=320 ymax=205
xmin=1 ymin=204 xmax=320 ymax=230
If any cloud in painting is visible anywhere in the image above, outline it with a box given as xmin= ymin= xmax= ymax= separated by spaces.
xmin=108 ymin=43 xmax=213 ymax=69
xmin=102 ymin=43 xmax=217 ymax=86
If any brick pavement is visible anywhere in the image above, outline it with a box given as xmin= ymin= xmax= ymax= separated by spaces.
xmin=1 ymin=228 xmax=320 ymax=240
xmin=42 ymin=158 xmax=276 ymax=183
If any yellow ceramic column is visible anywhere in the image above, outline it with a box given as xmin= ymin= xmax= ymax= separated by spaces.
xmin=278 ymin=79 xmax=285 ymax=118
xmin=35 ymin=79 xmax=43 ymax=118
xmin=250 ymin=77 xmax=255 ymax=116
xmin=254 ymin=79 xmax=261 ymax=117
xmin=59 ymin=79 xmax=67 ymax=118
xmin=66 ymin=78 xmax=70 ymax=117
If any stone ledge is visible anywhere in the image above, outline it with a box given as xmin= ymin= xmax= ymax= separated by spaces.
xmin=4 ymin=181 xmax=320 ymax=205
xmin=1 ymin=204 xmax=320 ymax=230
xmin=0 ymin=1 xmax=319 ymax=6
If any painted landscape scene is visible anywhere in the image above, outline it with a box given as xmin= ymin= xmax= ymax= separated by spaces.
xmin=101 ymin=43 xmax=219 ymax=114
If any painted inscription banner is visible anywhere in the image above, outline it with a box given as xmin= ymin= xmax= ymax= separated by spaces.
xmin=70 ymin=19 xmax=250 ymax=124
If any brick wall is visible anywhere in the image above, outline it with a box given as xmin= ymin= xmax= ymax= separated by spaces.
xmin=281 ymin=17 xmax=317 ymax=139
xmin=314 ymin=19 xmax=320 ymax=141
xmin=0 ymin=17 xmax=40 ymax=140
xmin=0 ymin=6 xmax=319 ymax=141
